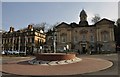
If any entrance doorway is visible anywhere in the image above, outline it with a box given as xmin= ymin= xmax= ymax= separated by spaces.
xmin=82 ymin=47 xmax=86 ymax=54
xmin=81 ymin=44 xmax=87 ymax=54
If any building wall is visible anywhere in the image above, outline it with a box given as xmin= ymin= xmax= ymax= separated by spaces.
xmin=56 ymin=20 xmax=116 ymax=53
xmin=96 ymin=22 xmax=115 ymax=52
xmin=2 ymin=25 xmax=46 ymax=54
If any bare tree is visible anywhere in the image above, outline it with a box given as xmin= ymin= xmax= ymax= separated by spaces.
xmin=34 ymin=22 xmax=46 ymax=31
xmin=52 ymin=22 xmax=60 ymax=30
xmin=91 ymin=14 xmax=101 ymax=24
xmin=117 ymin=18 xmax=120 ymax=26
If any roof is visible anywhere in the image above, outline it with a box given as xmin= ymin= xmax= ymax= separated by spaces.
xmin=55 ymin=22 xmax=70 ymax=28
xmin=70 ymin=22 xmax=79 ymax=28
xmin=56 ymin=22 xmax=96 ymax=28
xmin=95 ymin=18 xmax=115 ymax=25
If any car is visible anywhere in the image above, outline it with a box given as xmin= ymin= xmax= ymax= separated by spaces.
xmin=1 ymin=51 xmax=5 ymax=55
xmin=12 ymin=51 xmax=19 ymax=54
xmin=7 ymin=50 xmax=13 ymax=54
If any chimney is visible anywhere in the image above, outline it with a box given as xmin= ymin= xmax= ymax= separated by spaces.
xmin=9 ymin=27 xmax=14 ymax=32
xmin=28 ymin=25 xmax=33 ymax=30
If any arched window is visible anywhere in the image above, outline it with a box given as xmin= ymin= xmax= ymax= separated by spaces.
xmin=101 ymin=31 xmax=109 ymax=42
xmin=60 ymin=33 xmax=67 ymax=43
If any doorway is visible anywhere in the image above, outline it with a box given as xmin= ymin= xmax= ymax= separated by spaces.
xmin=82 ymin=47 xmax=86 ymax=54
xmin=81 ymin=44 xmax=87 ymax=54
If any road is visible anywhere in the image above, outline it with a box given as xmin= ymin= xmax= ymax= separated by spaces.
xmin=1 ymin=54 xmax=119 ymax=77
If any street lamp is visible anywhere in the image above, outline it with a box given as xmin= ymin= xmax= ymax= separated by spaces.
xmin=53 ymin=27 xmax=57 ymax=53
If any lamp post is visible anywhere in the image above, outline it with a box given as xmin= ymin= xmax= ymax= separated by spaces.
xmin=53 ymin=27 xmax=57 ymax=53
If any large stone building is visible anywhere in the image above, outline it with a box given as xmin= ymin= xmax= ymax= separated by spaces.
xmin=55 ymin=9 xmax=115 ymax=54
xmin=2 ymin=25 xmax=46 ymax=54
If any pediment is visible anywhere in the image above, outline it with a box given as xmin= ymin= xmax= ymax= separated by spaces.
xmin=56 ymin=22 xmax=70 ymax=28
xmin=95 ymin=18 xmax=114 ymax=25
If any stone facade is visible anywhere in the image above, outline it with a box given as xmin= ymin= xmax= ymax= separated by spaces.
xmin=55 ymin=9 xmax=115 ymax=53
xmin=2 ymin=25 xmax=46 ymax=54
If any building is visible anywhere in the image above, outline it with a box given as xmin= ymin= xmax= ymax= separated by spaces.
xmin=2 ymin=25 xmax=46 ymax=54
xmin=55 ymin=9 xmax=116 ymax=54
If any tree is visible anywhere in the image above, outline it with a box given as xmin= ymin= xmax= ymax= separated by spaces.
xmin=34 ymin=22 xmax=46 ymax=31
xmin=117 ymin=18 xmax=120 ymax=26
xmin=91 ymin=14 xmax=101 ymax=24
xmin=116 ymin=18 xmax=120 ymax=51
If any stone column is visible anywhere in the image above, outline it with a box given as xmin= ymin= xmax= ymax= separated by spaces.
xmin=25 ymin=36 xmax=27 ymax=55
xmin=111 ymin=28 xmax=114 ymax=41
xmin=96 ymin=29 xmax=99 ymax=41
xmin=18 ymin=36 xmax=20 ymax=51
xmin=99 ymin=29 xmax=101 ymax=41
xmin=12 ymin=37 xmax=14 ymax=51
xmin=109 ymin=28 xmax=112 ymax=41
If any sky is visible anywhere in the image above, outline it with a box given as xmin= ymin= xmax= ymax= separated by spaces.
xmin=2 ymin=2 xmax=118 ymax=31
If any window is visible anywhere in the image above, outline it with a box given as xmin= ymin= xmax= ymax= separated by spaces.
xmin=74 ymin=36 xmax=78 ymax=43
xmin=82 ymin=34 xmax=86 ymax=41
xmin=28 ymin=38 xmax=30 ymax=42
xmin=103 ymin=33 xmax=108 ymax=42
xmin=5 ymin=39 xmax=6 ymax=43
xmin=101 ymin=31 xmax=109 ymax=42
xmin=60 ymin=33 xmax=67 ymax=43
xmin=90 ymin=35 xmax=94 ymax=42
xmin=32 ymin=37 xmax=34 ymax=43
xmin=61 ymin=36 xmax=66 ymax=43
xmin=2 ymin=39 xmax=4 ymax=44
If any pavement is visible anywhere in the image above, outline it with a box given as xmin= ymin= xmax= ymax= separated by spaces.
xmin=1 ymin=53 xmax=119 ymax=77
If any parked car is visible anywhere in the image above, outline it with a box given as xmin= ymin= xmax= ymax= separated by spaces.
xmin=12 ymin=51 xmax=19 ymax=54
xmin=7 ymin=50 xmax=13 ymax=54
xmin=1 ymin=51 xmax=5 ymax=55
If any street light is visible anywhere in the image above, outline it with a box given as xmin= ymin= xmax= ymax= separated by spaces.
xmin=53 ymin=27 xmax=57 ymax=53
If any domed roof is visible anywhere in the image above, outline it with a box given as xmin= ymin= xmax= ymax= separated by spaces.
xmin=80 ymin=9 xmax=87 ymax=17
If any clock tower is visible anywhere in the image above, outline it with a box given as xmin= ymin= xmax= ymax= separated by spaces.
xmin=79 ymin=9 xmax=88 ymax=26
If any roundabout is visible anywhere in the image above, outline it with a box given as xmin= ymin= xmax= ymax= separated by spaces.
xmin=29 ymin=53 xmax=82 ymax=65
xmin=2 ymin=54 xmax=113 ymax=76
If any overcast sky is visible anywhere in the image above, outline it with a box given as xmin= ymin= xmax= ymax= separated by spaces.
xmin=2 ymin=2 xmax=118 ymax=31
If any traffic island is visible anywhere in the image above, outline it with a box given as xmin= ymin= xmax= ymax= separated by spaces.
xmin=2 ymin=57 xmax=113 ymax=76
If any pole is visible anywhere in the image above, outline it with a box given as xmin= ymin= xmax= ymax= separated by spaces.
xmin=53 ymin=31 xmax=56 ymax=53
xmin=18 ymin=36 xmax=20 ymax=51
